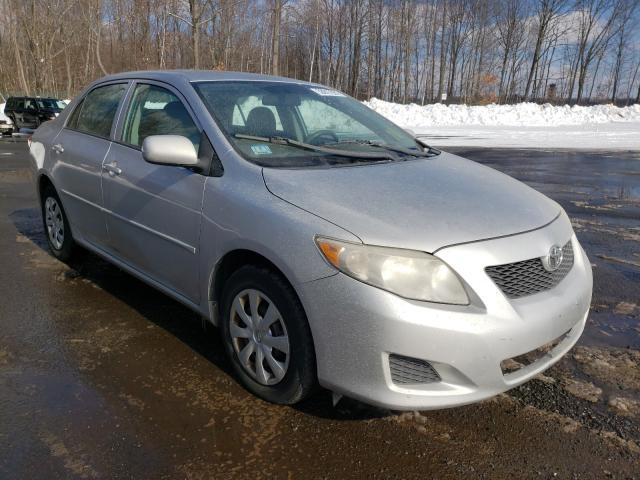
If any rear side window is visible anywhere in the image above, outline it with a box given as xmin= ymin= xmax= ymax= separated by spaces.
xmin=122 ymin=84 xmax=200 ymax=150
xmin=74 ymin=83 xmax=127 ymax=138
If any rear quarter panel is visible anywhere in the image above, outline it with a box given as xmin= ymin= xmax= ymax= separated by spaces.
xmin=29 ymin=120 xmax=65 ymax=199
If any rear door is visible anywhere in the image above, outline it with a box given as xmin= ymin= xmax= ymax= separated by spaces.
xmin=101 ymin=81 xmax=205 ymax=302
xmin=53 ymin=82 xmax=129 ymax=246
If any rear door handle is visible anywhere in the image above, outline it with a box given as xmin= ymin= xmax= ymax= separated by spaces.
xmin=52 ymin=144 xmax=64 ymax=153
xmin=103 ymin=161 xmax=122 ymax=177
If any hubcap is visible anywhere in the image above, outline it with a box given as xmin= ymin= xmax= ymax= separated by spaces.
xmin=229 ymin=289 xmax=290 ymax=386
xmin=44 ymin=197 xmax=64 ymax=250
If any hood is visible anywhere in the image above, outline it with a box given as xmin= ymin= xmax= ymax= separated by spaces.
xmin=262 ymin=151 xmax=560 ymax=252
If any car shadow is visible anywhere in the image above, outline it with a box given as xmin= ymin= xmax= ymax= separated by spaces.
xmin=9 ymin=206 xmax=391 ymax=421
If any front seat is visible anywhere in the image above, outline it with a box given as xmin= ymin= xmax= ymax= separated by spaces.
xmin=246 ymin=107 xmax=277 ymax=138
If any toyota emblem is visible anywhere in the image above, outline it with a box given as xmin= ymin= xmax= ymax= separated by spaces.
xmin=543 ymin=245 xmax=564 ymax=272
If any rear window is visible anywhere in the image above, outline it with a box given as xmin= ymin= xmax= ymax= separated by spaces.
xmin=73 ymin=83 xmax=127 ymax=138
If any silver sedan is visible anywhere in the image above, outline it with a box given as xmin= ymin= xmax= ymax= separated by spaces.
xmin=29 ymin=71 xmax=592 ymax=409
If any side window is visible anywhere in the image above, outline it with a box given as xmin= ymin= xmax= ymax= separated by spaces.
xmin=24 ymin=99 xmax=37 ymax=111
xmin=75 ymin=83 xmax=127 ymax=138
xmin=66 ymin=99 xmax=84 ymax=130
xmin=122 ymin=84 xmax=200 ymax=150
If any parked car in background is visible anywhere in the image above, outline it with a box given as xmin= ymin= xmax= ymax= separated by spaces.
xmin=0 ymin=117 xmax=12 ymax=135
xmin=28 ymin=71 xmax=592 ymax=410
xmin=4 ymin=96 xmax=66 ymax=131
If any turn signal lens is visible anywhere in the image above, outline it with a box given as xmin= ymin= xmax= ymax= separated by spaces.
xmin=315 ymin=237 xmax=469 ymax=305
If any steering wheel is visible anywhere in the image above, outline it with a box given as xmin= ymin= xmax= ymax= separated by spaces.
xmin=305 ymin=129 xmax=340 ymax=145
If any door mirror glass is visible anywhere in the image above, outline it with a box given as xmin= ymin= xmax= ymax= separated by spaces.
xmin=141 ymin=135 xmax=198 ymax=167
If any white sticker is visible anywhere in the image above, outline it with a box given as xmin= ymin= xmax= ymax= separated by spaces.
xmin=251 ymin=144 xmax=272 ymax=155
xmin=310 ymin=87 xmax=346 ymax=97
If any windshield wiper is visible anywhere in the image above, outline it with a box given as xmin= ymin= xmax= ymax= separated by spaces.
xmin=234 ymin=134 xmax=397 ymax=161
xmin=329 ymin=139 xmax=440 ymax=157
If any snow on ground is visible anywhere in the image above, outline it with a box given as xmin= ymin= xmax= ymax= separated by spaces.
xmin=365 ymin=99 xmax=640 ymax=150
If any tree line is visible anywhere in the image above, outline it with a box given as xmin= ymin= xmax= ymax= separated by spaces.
xmin=1 ymin=0 xmax=639 ymax=105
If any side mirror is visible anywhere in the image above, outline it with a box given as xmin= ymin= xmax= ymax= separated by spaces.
xmin=141 ymin=135 xmax=198 ymax=168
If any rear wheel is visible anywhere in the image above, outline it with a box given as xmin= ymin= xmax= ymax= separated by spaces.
xmin=220 ymin=265 xmax=317 ymax=404
xmin=41 ymin=185 xmax=76 ymax=261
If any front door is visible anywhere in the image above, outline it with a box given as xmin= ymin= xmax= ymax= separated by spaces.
xmin=101 ymin=82 xmax=205 ymax=302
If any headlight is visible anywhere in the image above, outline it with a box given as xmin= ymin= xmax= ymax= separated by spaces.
xmin=315 ymin=237 xmax=469 ymax=305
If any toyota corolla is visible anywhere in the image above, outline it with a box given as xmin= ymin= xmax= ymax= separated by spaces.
xmin=29 ymin=71 xmax=592 ymax=409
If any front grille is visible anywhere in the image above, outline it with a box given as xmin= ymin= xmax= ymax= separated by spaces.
xmin=389 ymin=354 xmax=441 ymax=385
xmin=485 ymin=241 xmax=574 ymax=299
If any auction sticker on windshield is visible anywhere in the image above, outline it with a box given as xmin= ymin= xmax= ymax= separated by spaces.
xmin=310 ymin=87 xmax=345 ymax=97
xmin=251 ymin=144 xmax=272 ymax=155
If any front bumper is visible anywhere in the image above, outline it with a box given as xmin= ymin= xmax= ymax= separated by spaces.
xmin=299 ymin=214 xmax=592 ymax=410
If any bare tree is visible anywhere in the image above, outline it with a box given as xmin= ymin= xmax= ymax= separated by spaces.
xmin=523 ymin=0 xmax=567 ymax=101
xmin=569 ymin=0 xmax=624 ymax=103
xmin=1 ymin=0 xmax=638 ymax=105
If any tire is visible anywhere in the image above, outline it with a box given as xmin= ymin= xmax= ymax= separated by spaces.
xmin=220 ymin=265 xmax=317 ymax=404
xmin=41 ymin=184 xmax=76 ymax=262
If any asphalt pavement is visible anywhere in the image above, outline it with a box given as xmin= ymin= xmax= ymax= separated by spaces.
xmin=1 ymin=139 xmax=639 ymax=479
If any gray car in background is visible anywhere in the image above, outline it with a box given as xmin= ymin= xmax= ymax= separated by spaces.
xmin=29 ymin=70 xmax=593 ymax=409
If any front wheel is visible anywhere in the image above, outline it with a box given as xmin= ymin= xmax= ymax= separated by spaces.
xmin=41 ymin=185 xmax=76 ymax=261
xmin=220 ymin=265 xmax=317 ymax=404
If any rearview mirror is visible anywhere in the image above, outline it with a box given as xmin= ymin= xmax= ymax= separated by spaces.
xmin=141 ymin=135 xmax=198 ymax=168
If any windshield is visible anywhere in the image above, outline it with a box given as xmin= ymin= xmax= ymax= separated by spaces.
xmin=193 ymin=81 xmax=429 ymax=167
xmin=36 ymin=99 xmax=66 ymax=111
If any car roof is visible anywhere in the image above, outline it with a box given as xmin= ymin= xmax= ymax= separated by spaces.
xmin=97 ymin=70 xmax=317 ymax=86
xmin=8 ymin=96 xmax=59 ymax=101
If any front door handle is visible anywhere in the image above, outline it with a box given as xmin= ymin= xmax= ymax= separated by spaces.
xmin=103 ymin=161 xmax=122 ymax=177
xmin=51 ymin=144 xmax=64 ymax=154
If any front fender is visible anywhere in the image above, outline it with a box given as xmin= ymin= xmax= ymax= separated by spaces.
xmin=197 ymin=167 xmax=358 ymax=321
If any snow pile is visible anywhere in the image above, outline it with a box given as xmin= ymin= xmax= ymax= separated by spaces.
xmin=364 ymin=98 xmax=640 ymax=128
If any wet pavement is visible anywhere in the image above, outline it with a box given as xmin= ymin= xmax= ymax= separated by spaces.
xmin=1 ymin=139 xmax=639 ymax=479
